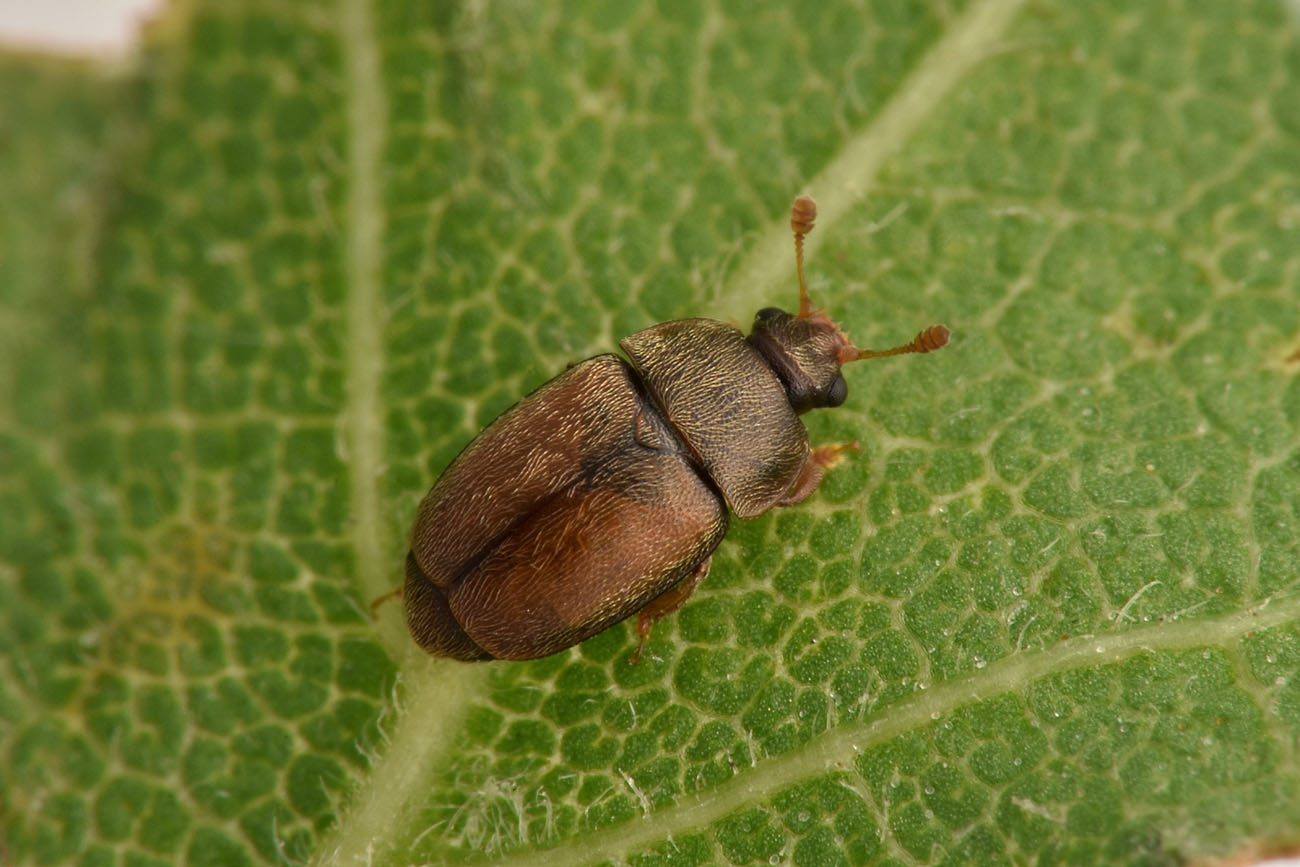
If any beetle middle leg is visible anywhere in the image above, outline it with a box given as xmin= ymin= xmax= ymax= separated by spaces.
xmin=631 ymin=555 xmax=712 ymax=663
xmin=778 ymin=442 xmax=860 ymax=507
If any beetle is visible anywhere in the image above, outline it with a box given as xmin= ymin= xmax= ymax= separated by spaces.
xmin=393 ymin=196 xmax=949 ymax=661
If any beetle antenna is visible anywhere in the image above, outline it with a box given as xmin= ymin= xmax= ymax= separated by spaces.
xmin=846 ymin=325 xmax=951 ymax=362
xmin=790 ymin=196 xmax=817 ymax=318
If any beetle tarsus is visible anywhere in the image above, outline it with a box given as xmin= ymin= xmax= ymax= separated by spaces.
xmin=369 ymin=586 xmax=403 ymax=619
xmin=630 ymin=556 xmax=713 ymax=663
xmin=813 ymin=441 xmax=860 ymax=466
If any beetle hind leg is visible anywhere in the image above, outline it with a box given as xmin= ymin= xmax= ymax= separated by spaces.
xmin=631 ymin=556 xmax=712 ymax=663
xmin=369 ymin=585 xmax=403 ymax=618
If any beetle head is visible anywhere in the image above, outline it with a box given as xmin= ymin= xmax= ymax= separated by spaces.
xmin=748 ymin=196 xmax=949 ymax=415
xmin=748 ymin=306 xmax=854 ymax=412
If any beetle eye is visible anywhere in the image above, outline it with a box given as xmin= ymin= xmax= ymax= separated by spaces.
xmin=756 ymin=307 xmax=784 ymax=323
xmin=825 ymin=376 xmax=848 ymax=407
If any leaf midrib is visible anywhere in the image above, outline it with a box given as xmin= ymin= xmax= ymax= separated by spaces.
xmin=343 ymin=0 xmax=395 ymax=642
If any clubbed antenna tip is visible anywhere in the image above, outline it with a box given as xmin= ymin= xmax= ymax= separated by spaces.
xmin=790 ymin=196 xmax=817 ymax=236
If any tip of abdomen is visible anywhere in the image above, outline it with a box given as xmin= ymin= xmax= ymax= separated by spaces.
xmin=403 ymin=551 xmax=493 ymax=661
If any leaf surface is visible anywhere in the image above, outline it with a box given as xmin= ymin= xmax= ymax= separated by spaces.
xmin=4 ymin=1 xmax=1300 ymax=865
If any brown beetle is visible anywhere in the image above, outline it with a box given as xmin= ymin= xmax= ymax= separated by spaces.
xmin=396 ymin=197 xmax=948 ymax=661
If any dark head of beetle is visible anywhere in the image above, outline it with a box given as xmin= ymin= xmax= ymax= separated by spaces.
xmin=747 ymin=196 xmax=950 ymax=414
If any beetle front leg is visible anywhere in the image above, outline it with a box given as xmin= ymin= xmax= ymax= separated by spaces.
xmin=630 ymin=556 xmax=712 ymax=663
xmin=778 ymin=442 xmax=859 ymax=507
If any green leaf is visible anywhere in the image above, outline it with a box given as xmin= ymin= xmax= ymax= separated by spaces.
xmin=4 ymin=0 xmax=1300 ymax=865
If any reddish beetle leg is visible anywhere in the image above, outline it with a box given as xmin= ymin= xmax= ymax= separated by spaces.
xmin=631 ymin=556 xmax=713 ymax=663
xmin=778 ymin=442 xmax=859 ymax=507
xmin=370 ymin=586 xmax=403 ymax=619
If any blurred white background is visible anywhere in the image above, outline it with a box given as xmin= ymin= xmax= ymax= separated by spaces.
xmin=0 ymin=0 xmax=161 ymax=55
